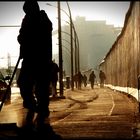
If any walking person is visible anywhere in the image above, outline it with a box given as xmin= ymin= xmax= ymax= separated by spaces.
xmin=73 ymin=73 xmax=78 ymax=88
xmin=89 ymin=70 xmax=96 ymax=89
xmin=17 ymin=1 xmax=61 ymax=139
xmin=83 ymin=74 xmax=87 ymax=87
xmin=51 ymin=59 xmax=59 ymax=97
xmin=99 ymin=70 xmax=106 ymax=88
xmin=77 ymin=71 xmax=83 ymax=90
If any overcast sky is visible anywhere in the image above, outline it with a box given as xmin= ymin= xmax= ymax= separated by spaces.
xmin=0 ymin=1 xmax=130 ymax=27
xmin=0 ymin=1 xmax=130 ymax=68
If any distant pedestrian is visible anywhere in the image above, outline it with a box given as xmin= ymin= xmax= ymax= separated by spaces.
xmin=89 ymin=71 xmax=96 ymax=89
xmin=99 ymin=70 xmax=106 ymax=88
xmin=83 ymin=74 xmax=87 ymax=87
xmin=51 ymin=59 xmax=59 ymax=97
xmin=73 ymin=73 xmax=78 ymax=88
xmin=77 ymin=71 xmax=83 ymax=89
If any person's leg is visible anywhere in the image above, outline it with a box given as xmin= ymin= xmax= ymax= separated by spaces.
xmin=90 ymin=82 xmax=92 ymax=89
xmin=100 ymin=80 xmax=102 ymax=88
xmin=52 ymin=81 xmax=57 ymax=97
xmin=54 ymin=81 xmax=57 ymax=96
xmin=100 ymin=80 xmax=103 ymax=88
xmin=17 ymin=65 xmax=37 ymax=127
xmin=51 ymin=82 xmax=55 ymax=97
xmin=35 ymin=79 xmax=50 ymax=128
xmin=102 ymin=80 xmax=105 ymax=87
xmin=35 ymin=78 xmax=62 ymax=139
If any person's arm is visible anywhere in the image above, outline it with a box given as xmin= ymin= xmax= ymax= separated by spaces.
xmin=17 ymin=17 xmax=27 ymax=59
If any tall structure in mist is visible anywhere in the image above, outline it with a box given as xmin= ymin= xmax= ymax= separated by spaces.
xmin=53 ymin=16 xmax=122 ymax=77
xmin=74 ymin=16 xmax=121 ymax=71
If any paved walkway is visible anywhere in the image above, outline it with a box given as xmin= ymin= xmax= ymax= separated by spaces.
xmin=51 ymin=86 xmax=139 ymax=139
xmin=0 ymin=85 xmax=139 ymax=139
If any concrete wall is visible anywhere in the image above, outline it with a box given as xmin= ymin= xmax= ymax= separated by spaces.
xmin=99 ymin=2 xmax=140 ymax=100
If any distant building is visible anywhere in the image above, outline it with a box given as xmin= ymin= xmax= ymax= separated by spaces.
xmin=74 ymin=16 xmax=121 ymax=70
xmin=52 ymin=16 xmax=122 ymax=78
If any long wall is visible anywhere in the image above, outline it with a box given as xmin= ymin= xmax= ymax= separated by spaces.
xmin=99 ymin=2 xmax=140 ymax=100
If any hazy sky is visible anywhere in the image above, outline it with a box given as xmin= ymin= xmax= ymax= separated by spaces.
xmin=0 ymin=1 xmax=130 ymax=27
xmin=0 ymin=1 xmax=130 ymax=68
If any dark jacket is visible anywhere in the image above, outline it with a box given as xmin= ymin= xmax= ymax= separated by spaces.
xmin=51 ymin=62 xmax=60 ymax=82
xmin=89 ymin=72 xmax=96 ymax=82
xmin=18 ymin=10 xmax=53 ymax=65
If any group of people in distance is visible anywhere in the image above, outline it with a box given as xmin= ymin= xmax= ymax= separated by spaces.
xmin=74 ymin=70 xmax=106 ymax=89
xmin=89 ymin=70 xmax=106 ymax=89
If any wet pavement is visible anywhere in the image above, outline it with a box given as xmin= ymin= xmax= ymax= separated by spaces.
xmin=0 ymin=85 xmax=140 ymax=140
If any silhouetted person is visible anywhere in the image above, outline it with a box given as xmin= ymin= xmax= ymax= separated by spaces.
xmin=99 ymin=70 xmax=106 ymax=88
xmin=83 ymin=74 xmax=87 ymax=87
xmin=77 ymin=71 xmax=83 ymax=89
xmin=89 ymin=71 xmax=96 ymax=89
xmin=17 ymin=0 xmax=61 ymax=139
xmin=51 ymin=59 xmax=59 ymax=97
xmin=73 ymin=73 xmax=78 ymax=88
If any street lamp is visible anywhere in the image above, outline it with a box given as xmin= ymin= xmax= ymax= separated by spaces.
xmin=62 ymin=35 xmax=78 ymax=76
xmin=66 ymin=1 xmax=81 ymax=89
xmin=57 ymin=2 xmax=64 ymax=97
xmin=56 ymin=43 xmax=71 ymax=57
xmin=57 ymin=18 xmax=79 ymax=75
xmin=46 ymin=2 xmax=64 ymax=96
xmin=65 ymin=2 xmax=74 ymax=90
xmin=64 ymin=20 xmax=80 ymax=75
xmin=61 ymin=31 xmax=75 ymax=42
xmin=56 ymin=43 xmax=71 ymax=79
xmin=46 ymin=2 xmax=80 ymax=90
